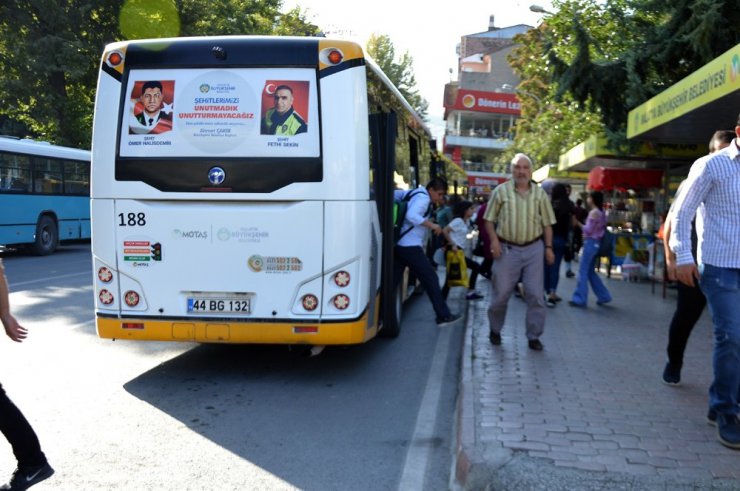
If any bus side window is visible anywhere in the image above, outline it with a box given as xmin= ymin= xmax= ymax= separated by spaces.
xmin=0 ymin=153 xmax=31 ymax=192
xmin=33 ymin=157 xmax=63 ymax=194
xmin=64 ymin=160 xmax=90 ymax=195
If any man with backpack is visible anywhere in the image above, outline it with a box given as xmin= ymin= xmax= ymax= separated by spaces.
xmin=394 ymin=177 xmax=461 ymax=326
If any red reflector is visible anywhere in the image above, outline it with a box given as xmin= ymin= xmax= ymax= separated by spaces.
xmin=293 ymin=326 xmax=318 ymax=334
xmin=122 ymin=323 xmax=144 ymax=330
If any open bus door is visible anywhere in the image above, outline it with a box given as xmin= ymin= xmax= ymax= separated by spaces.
xmin=369 ymin=111 xmax=403 ymax=337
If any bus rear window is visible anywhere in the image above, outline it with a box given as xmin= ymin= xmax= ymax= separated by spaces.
xmin=118 ymin=68 xmax=320 ymax=159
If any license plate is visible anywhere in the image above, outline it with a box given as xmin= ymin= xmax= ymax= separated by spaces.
xmin=187 ymin=297 xmax=251 ymax=314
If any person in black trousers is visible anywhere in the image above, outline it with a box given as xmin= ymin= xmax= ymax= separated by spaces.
xmin=662 ymin=130 xmax=734 ymax=385
xmin=0 ymin=258 xmax=54 ymax=491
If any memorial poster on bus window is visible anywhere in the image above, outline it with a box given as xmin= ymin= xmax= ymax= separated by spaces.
xmin=119 ymin=68 xmax=319 ymax=159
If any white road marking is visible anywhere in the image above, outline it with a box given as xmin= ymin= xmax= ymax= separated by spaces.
xmin=11 ymin=271 xmax=90 ymax=287
xmin=397 ymin=324 xmax=455 ymax=491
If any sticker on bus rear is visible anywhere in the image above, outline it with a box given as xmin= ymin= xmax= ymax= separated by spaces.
xmin=119 ymin=68 xmax=319 ymax=159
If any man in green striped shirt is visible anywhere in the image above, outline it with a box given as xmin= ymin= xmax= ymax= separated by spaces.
xmin=483 ymin=153 xmax=556 ymax=351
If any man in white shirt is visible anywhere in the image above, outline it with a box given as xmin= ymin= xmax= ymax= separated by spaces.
xmin=394 ymin=177 xmax=461 ymax=326
xmin=670 ymin=117 xmax=740 ymax=450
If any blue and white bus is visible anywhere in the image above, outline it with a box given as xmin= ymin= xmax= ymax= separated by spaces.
xmin=90 ymin=36 xmax=454 ymax=346
xmin=0 ymin=137 xmax=91 ymax=255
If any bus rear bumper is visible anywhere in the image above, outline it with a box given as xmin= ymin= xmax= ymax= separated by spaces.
xmin=96 ymin=310 xmax=379 ymax=345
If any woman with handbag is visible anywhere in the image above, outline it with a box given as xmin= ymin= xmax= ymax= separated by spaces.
xmin=442 ymin=201 xmax=485 ymax=300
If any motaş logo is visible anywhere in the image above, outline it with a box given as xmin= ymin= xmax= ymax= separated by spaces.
xmin=172 ymin=229 xmax=208 ymax=239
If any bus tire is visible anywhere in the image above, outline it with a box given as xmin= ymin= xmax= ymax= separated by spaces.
xmin=31 ymin=215 xmax=58 ymax=255
xmin=379 ymin=282 xmax=403 ymax=338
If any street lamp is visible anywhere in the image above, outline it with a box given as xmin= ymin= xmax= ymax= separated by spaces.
xmin=529 ymin=4 xmax=554 ymax=15
xmin=503 ymin=83 xmax=541 ymax=104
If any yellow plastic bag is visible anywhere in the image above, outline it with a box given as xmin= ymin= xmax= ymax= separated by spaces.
xmin=446 ymin=249 xmax=469 ymax=288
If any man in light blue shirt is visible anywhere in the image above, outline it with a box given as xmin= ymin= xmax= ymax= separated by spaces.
xmin=394 ymin=177 xmax=460 ymax=326
xmin=670 ymin=117 xmax=740 ymax=450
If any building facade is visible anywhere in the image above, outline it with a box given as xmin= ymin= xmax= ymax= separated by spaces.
xmin=443 ymin=16 xmax=531 ymax=195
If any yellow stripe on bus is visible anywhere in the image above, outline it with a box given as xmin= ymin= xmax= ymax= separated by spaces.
xmin=97 ymin=305 xmax=381 ymax=345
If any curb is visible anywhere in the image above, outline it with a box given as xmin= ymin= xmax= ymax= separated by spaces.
xmin=450 ymin=290 xmax=513 ymax=491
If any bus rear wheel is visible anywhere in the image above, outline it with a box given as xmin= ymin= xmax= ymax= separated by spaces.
xmin=31 ymin=215 xmax=58 ymax=255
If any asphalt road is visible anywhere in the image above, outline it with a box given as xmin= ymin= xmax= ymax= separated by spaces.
xmin=0 ymin=243 xmax=464 ymax=490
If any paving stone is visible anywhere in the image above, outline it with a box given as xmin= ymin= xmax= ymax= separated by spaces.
xmin=454 ymin=277 xmax=740 ymax=490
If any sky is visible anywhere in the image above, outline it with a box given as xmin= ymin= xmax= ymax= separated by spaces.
xmin=281 ymin=0 xmax=553 ymax=142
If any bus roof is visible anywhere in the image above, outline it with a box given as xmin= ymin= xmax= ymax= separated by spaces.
xmin=0 ymin=136 xmax=90 ymax=161
xmin=364 ymin=56 xmax=431 ymax=139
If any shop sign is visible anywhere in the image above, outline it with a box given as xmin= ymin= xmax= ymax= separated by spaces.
xmin=445 ymin=89 xmax=521 ymax=115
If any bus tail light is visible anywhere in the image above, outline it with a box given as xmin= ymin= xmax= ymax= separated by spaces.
xmin=98 ymin=267 xmax=113 ymax=283
xmin=301 ymin=294 xmax=319 ymax=311
xmin=333 ymin=271 xmax=350 ymax=287
xmin=99 ymin=289 xmax=114 ymax=305
xmin=105 ymin=50 xmax=124 ymax=68
xmin=332 ymin=294 xmax=350 ymax=310
xmin=320 ymin=47 xmax=344 ymax=66
xmin=123 ymin=322 xmax=144 ymax=330
xmin=124 ymin=290 xmax=140 ymax=307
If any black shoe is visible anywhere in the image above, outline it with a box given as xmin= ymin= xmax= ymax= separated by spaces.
xmin=716 ymin=413 xmax=740 ymax=450
xmin=708 ymin=408 xmax=717 ymax=426
xmin=568 ymin=300 xmax=586 ymax=308
xmin=436 ymin=313 xmax=462 ymax=327
xmin=1 ymin=462 xmax=54 ymax=491
xmin=528 ymin=339 xmax=544 ymax=351
xmin=545 ymin=297 xmax=556 ymax=308
xmin=662 ymin=362 xmax=681 ymax=386
xmin=489 ymin=331 xmax=501 ymax=345
xmin=566 ymin=271 xmax=575 ymax=278
xmin=466 ymin=291 xmax=484 ymax=301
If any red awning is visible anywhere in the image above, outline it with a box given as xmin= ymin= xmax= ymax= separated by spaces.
xmin=587 ymin=167 xmax=663 ymax=191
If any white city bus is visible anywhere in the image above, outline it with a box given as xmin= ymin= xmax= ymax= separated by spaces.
xmin=91 ymin=36 xmax=443 ymax=345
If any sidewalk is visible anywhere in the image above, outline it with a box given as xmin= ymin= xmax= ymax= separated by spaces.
xmin=452 ymin=270 xmax=740 ymax=490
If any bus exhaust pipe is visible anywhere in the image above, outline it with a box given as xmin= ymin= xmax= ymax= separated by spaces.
xmin=308 ymin=345 xmax=325 ymax=357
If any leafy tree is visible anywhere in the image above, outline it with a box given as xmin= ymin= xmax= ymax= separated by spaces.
xmin=510 ymin=0 xmax=740 ymax=160
xmin=0 ymin=0 xmax=319 ymax=148
xmin=0 ymin=1 xmax=121 ymax=147
xmin=507 ymin=23 xmax=604 ymax=165
xmin=366 ymin=33 xmax=428 ymax=120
